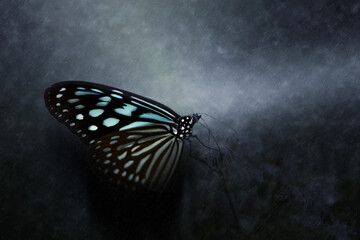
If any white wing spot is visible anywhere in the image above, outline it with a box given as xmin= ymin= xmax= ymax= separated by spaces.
xmin=91 ymin=88 xmax=103 ymax=93
xmin=106 ymin=153 xmax=112 ymax=158
xmin=103 ymin=118 xmax=120 ymax=127
xmin=62 ymin=109 xmax=68 ymax=112
xmin=103 ymin=160 xmax=110 ymax=164
xmin=88 ymin=125 xmax=98 ymax=131
xmin=135 ymin=176 xmax=139 ymax=183
xmin=111 ymin=136 xmax=120 ymax=140
xmin=131 ymin=146 xmax=140 ymax=152
xmin=75 ymin=91 xmax=99 ymax=96
xmin=141 ymin=178 xmax=146 ymax=185
xmin=122 ymin=171 xmax=127 ymax=177
xmin=114 ymin=104 xmax=137 ymax=117
xmin=75 ymin=105 xmax=85 ymax=109
xmin=90 ymin=140 xmax=95 ymax=144
xmin=81 ymin=134 xmax=86 ymax=137
xmin=77 ymin=129 xmax=81 ymax=133
xmin=59 ymin=87 xmax=66 ymax=92
xmin=89 ymin=109 xmax=104 ymax=117
xmin=99 ymin=96 xmax=111 ymax=102
xmin=56 ymin=94 xmax=63 ymax=98
xmin=110 ymin=140 xmax=118 ymax=145
xmin=70 ymin=123 xmax=75 ymax=127
xmin=113 ymin=169 xmax=120 ymax=174
xmin=110 ymin=93 xmax=123 ymax=99
xmin=128 ymin=174 xmax=134 ymax=181
xmin=136 ymin=154 xmax=151 ymax=173
xmin=67 ymin=99 xmax=79 ymax=103
xmin=112 ymin=89 xmax=123 ymax=94
xmin=95 ymin=102 xmax=109 ymax=107
xmin=124 ymin=160 xmax=134 ymax=168
xmin=103 ymin=147 xmax=111 ymax=152
xmin=76 ymin=114 xmax=84 ymax=120
xmin=56 ymin=103 xmax=61 ymax=106
xmin=117 ymin=152 xmax=127 ymax=161
xmin=116 ymin=142 xmax=135 ymax=151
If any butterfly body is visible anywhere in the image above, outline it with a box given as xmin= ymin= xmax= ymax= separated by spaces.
xmin=44 ymin=81 xmax=200 ymax=191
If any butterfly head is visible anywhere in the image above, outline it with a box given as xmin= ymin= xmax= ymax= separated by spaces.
xmin=174 ymin=113 xmax=201 ymax=140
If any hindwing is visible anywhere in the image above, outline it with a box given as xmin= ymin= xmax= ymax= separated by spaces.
xmin=88 ymin=124 xmax=184 ymax=191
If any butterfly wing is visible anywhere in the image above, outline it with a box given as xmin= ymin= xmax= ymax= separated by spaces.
xmin=44 ymin=81 xmax=180 ymax=145
xmin=45 ymin=81 xmax=185 ymax=191
xmin=88 ymin=124 xmax=184 ymax=191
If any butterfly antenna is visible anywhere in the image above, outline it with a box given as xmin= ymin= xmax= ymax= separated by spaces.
xmin=198 ymin=120 xmax=223 ymax=167
xmin=198 ymin=120 xmax=221 ymax=150
xmin=199 ymin=112 xmax=239 ymax=136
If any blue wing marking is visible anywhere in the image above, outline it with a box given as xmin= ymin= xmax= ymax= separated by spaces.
xmin=114 ymin=104 xmax=137 ymax=117
xmin=131 ymin=96 xmax=175 ymax=118
xmin=131 ymin=100 xmax=173 ymax=121
xmin=119 ymin=121 xmax=154 ymax=131
xmin=99 ymin=96 xmax=111 ymax=102
xmin=110 ymin=93 xmax=123 ymax=99
xmin=139 ymin=113 xmax=174 ymax=123
xmin=96 ymin=102 xmax=109 ymax=107
xmin=75 ymin=91 xmax=100 ymax=96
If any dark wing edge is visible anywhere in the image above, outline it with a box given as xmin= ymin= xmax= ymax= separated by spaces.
xmin=45 ymin=81 xmax=180 ymax=119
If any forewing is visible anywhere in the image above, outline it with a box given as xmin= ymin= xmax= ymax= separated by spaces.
xmin=44 ymin=81 xmax=180 ymax=145
xmin=88 ymin=124 xmax=184 ymax=192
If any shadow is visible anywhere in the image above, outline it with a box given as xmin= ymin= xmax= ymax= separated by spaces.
xmin=87 ymin=168 xmax=185 ymax=240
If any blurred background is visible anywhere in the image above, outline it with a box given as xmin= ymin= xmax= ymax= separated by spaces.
xmin=1 ymin=0 xmax=359 ymax=239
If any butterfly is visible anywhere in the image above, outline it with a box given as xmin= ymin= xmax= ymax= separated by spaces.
xmin=44 ymin=81 xmax=201 ymax=192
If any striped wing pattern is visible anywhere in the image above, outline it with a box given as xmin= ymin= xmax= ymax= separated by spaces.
xmin=88 ymin=124 xmax=184 ymax=191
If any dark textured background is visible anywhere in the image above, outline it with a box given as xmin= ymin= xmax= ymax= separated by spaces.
xmin=1 ymin=1 xmax=360 ymax=239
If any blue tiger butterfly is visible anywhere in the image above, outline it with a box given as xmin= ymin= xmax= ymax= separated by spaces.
xmin=44 ymin=81 xmax=201 ymax=192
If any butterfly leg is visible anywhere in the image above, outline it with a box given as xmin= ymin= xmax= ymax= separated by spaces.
xmin=193 ymin=134 xmax=223 ymax=169
xmin=188 ymin=137 xmax=242 ymax=234
xmin=188 ymin=135 xmax=223 ymax=173
xmin=187 ymin=138 xmax=218 ymax=173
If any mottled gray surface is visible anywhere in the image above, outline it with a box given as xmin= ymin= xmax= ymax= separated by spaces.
xmin=1 ymin=1 xmax=360 ymax=239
